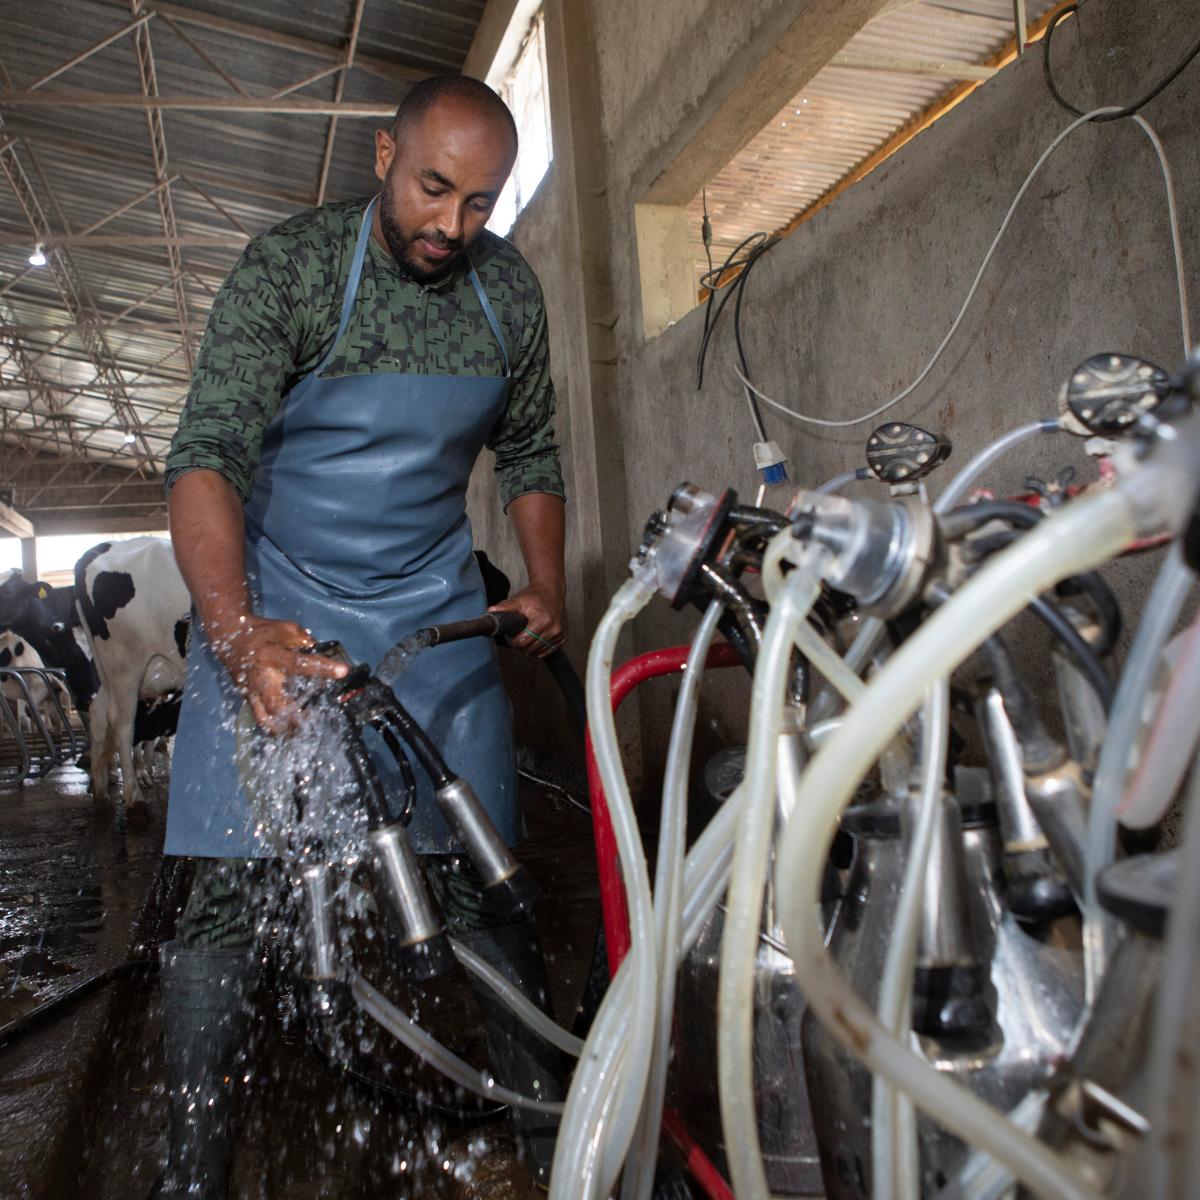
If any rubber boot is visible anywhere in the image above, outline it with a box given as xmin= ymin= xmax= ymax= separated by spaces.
xmin=153 ymin=940 xmax=257 ymax=1200
xmin=457 ymin=922 xmax=568 ymax=1187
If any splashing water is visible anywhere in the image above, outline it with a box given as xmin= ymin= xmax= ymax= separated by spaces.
xmin=376 ymin=629 xmax=434 ymax=687
xmin=238 ymin=690 xmax=368 ymax=873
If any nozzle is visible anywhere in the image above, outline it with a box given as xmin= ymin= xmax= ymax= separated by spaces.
xmin=368 ymin=823 xmax=455 ymax=980
xmin=434 ymin=778 xmax=539 ymax=915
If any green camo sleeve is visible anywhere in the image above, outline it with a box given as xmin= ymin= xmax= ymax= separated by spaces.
xmin=486 ymin=292 xmax=564 ymax=509
xmin=165 ymin=236 xmax=306 ymax=501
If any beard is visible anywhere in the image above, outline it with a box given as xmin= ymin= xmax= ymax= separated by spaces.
xmin=378 ymin=174 xmax=463 ymax=285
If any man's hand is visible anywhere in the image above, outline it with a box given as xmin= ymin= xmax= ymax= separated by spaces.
xmin=489 ymin=581 xmax=566 ymax=659
xmin=210 ymin=615 xmax=348 ymax=732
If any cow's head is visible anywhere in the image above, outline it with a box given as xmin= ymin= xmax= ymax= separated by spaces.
xmin=0 ymin=573 xmax=51 ymax=631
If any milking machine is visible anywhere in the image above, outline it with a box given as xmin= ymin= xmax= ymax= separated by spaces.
xmin=555 ymin=349 xmax=1200 ymax=1200
xmin=235 ymin=614 xmax=581 ymax=1120
xmin=227 ymin=347 xmax=1200 ymax=1197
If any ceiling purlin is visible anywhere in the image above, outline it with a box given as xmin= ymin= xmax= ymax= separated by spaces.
xmin=0 ymin=299 xmax=90 ymax=462
xmin=0 ymin=111 xmax=161 ymax=473
xmin=316 ymin=0 xmax=369 ymax=209
xmin=131 ymin=0 xmax=196 ymax=376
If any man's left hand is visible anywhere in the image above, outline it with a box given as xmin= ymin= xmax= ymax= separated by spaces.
xmin=489 ymin=582 xmax=566 ymax=658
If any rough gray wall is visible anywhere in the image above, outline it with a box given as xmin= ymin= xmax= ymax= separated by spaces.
xmin=607 ymin=0 xmax=1198 ymax=779
xmin=466 ymin=168 xmax=586 ymax=758
xmin=468 ymin=0 xmax=1198 ymax=787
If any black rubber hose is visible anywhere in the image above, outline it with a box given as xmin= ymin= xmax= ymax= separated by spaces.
xmin=341 ymin=723 xmax=393 ymax=829
xmin=1028 ymin=595 xmax=1115 ymax=713
xmin=964 ymin=528 xmax=1122 ymax=656
xmin=1056 ymin=572 xmax=1122 ymax=658
xmin=940 ymin=499 xmax=1042 ymax=540
xmin=0 ymin=960 xmax=154 ymax=1049
xmin=370 ymin=685 xmax=453 ymax=788
xmin=423 ymin=612 xmax=527 ymax=645
xmin=369 ymin=719 xmax=419 ymax=826
xmin=542 ymin=650 xmax=586 ymax=741
xmin=715 ymin=610 xmax=757 ymax=673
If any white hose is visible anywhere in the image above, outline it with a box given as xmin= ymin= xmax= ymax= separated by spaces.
xmin=1083 ymin=547 xmax=1193 ymax=995
xmin=556 ymin=786 xmax=740 ymax=1198
xmin=624 ymin=600 xmax=724 ymax=1200
xmin=871 ymin=681 xmax=949 ymax=1200
xmin=718 ymin=545 xmax=823 ymax=1199
xmin=776 ymin=488 xmax=1139 ymax=1200
xmin=552 ymin=573 xmax=658 ymax=1200
xmin=934 ymin=420 xmax=1061 ymax=512
xmin=1146 ymin=765 xmax=1200 ymax=1198
xmin=351 ymin=972 xmax=566 ymax=1115
xmin=450 ymin=939 xmax=585 ymax=1058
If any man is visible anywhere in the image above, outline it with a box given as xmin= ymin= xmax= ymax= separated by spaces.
xmin=160 ymin=76 xmax=567 ymax=1197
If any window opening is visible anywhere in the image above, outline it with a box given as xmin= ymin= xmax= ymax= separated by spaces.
xmin=489 ymin=10 xmax=553 ymax=236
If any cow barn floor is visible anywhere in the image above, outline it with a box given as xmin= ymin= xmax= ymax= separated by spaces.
xmin=0 ymin=763 xmax=601 ymax=1199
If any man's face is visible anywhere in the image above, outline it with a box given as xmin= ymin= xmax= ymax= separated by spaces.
xmin=373 ymin=98 xmax=515 ymax=284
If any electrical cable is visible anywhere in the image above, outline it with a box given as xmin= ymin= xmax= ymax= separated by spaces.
xmin=1042 ymin=4 xmax=1200 ymax=123
xmin=733 ymin=102 xmax=1192 ymax=427
xmin=696 ymin=232 xmax=767 ymax=390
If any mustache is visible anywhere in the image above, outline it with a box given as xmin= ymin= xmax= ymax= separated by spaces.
xmin=413 ymin=229 xmax=463 ymax=252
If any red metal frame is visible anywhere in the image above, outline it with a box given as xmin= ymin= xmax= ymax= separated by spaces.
xmin=584 ymin=639 xmax=742 ymax=1200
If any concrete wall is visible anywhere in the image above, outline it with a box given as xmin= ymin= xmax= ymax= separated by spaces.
xmin=469 ymin=0 xmax=1199 ymax=788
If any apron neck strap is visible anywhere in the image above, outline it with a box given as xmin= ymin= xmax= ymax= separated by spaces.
xmin=316 ymin=195 xmax=378 ymax=376
xmin=318 ymin=196 xmax=511 ymax=379
xmin=467 ymin=260 xmax=510 ymax=378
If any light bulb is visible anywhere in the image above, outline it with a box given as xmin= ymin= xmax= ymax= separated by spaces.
xmin=28 ymin=246 xmax=46 ymax=267
xmin=123 ymin=431 xmax=136 ymax=445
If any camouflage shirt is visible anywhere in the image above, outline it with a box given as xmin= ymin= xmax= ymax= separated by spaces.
xmin=165 ymin=196 xmax=563 ymax=508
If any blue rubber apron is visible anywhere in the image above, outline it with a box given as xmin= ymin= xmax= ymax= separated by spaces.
xmin=167 ymin=197 xmax=517 ymax=859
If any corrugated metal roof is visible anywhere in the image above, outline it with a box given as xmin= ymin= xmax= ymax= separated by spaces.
xmin=0 ymin=0 xmax=484 ymax=510
xmin=689 ymin=0 xmax=1061 ymax=286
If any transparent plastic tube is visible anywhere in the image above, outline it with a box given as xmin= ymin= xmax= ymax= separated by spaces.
xmin=718 ymin=551 xmax=822 ymax=1199
xmin=561 ymin=790 xmax=739 ymax=1198
xmin=1084 ymin=547 xmax=1193 ymax=992
xmin=872 ymin=682 xmax=949 ymax=1200
xmin=1147 ymin=766 xmax=1200 ymax=1198
xmin=351 ymin=973 xmax=565 ymax=1114
xmin=775 ymin=488 xmax=1137 ymax=1200
xmin=933 ymin=419 xmax=1061 ymax=513
xmin=625 ymin=601 xmax=724 ymax=1200
xmin=1119 ymin=612 xmax=1200 ymax=829
xmin=552 ymin=574 xmax=658 ymax=1200
xmin=814 ymin=468 xmax=865 ymax=495
xmin=450 ymin=939 xmax=585 ymax=1058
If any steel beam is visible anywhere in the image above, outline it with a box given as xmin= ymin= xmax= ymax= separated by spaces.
xmin=146 ymin=2 xmax=426 ymax=85
xmin=131 ymin=2 xmax=195 ymax=375
xmin=0 ymin=118 xmax=159 ymax=467
xmin=316 ymin=0 xmax=368 ymax=207
xmin=25 ymin=14 xmax=156 ymax=91
xmin=0 ymin=234 xmax=248 ymax=248
xmin=0 ymin=92 xmax=398 ymax=116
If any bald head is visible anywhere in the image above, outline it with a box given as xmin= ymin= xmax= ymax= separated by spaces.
xmin=392 ymin=75 xmax=517 ymax=156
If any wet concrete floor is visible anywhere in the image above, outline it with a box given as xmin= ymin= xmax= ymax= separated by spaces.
xmin=1 ymin=757 xmax=602 ymax=1199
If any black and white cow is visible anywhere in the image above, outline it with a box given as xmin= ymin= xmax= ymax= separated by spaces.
xmin=0 ymin=630 xmax=69 ymax=738
xmin=0 ymin=569 xmax=99 ymax=710
xmin=75 ymin=538 xmax=190 ymax=820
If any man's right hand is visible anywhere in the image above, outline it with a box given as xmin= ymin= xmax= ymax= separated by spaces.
xmin=210 ymin=615 xmax=349 ymax=733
